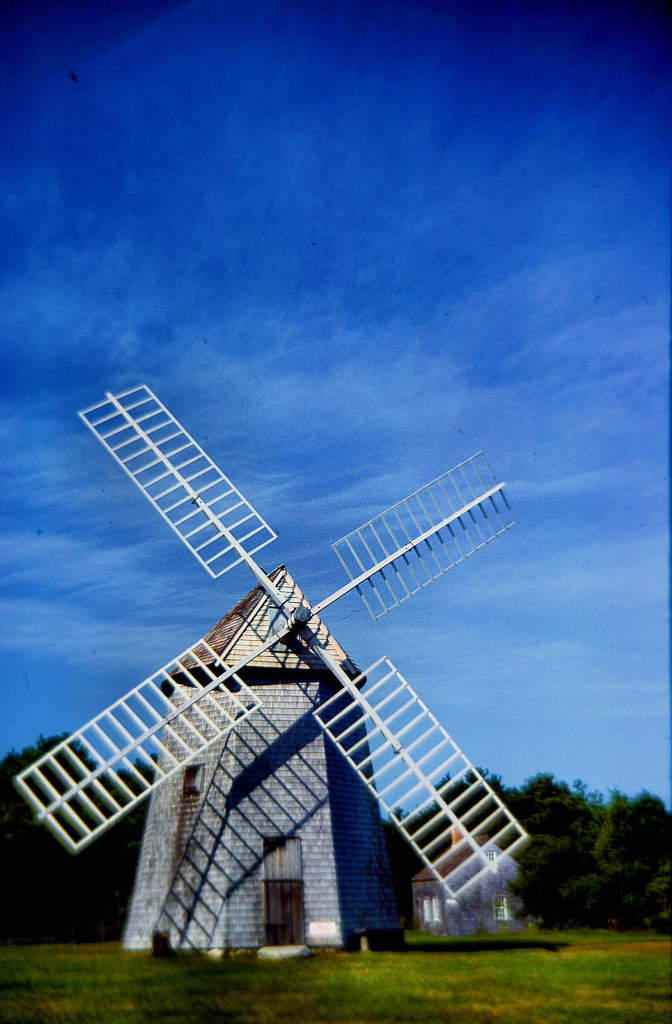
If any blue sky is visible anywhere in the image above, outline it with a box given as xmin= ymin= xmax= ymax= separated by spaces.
xmin=1 ymin=0 xmax=669 ymax=805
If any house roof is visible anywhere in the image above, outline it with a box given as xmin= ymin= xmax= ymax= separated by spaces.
xmin=181 ymin=565 xmax=360 ymax=677
xmin=412 ymin=834 xmax=490 ymax=883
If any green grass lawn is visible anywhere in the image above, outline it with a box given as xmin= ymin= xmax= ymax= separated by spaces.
xmin=0 ymin=931 xmax=669 ymax=1024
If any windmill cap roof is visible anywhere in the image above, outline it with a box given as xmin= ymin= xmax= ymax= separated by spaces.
xmin=177 ymin=565 xmax=361 ymax=677
xmin=200 ymin=564 xmax=288 ymax=655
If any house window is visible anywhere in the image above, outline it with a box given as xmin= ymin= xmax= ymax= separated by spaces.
xmin=486 ymin=850 xmax=498 ymax=862
xmin=432 ymin=896 xmax=441 ymax=922
xmin=183 ymin=763 xmax=203 ymax=797
xmin=493 ymin=896 xmax=510 ymax=921
xmin=423 ymin=897 xmax=432 ymax=922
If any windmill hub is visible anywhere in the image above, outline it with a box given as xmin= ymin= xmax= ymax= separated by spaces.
xmin=292 ymin=603 xmax=312 ymax=626
xmin=275 ymin=602 xmax=313 ymax=643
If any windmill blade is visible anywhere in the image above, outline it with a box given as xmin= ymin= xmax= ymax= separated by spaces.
xmin=314 ymin=656 xmax=528 ymax=899
xmin=328 ymin=453 xmax=514 ymax=621
xmin=80 ymin=386 xmax=277 ymax=582
xmin=14 ymin=638 xmax=264 ymax=854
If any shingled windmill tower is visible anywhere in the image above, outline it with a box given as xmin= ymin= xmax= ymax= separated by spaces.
xmin=14 ymin=385 xmax=528 ymax=953
xmin=124 ymin=566 xmax=399 ymax=950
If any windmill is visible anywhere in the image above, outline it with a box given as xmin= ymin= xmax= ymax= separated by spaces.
xmin=14 ymin=385 xmax=528 ymax=951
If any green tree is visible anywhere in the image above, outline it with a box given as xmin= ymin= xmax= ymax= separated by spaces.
xmin=383 ymin=820 xmax=423 ymax=925
xmin=506 ymin=775 xmax=671 ymax=932
xmin=1 ymin=736 xmax=146 ymax=942
xmin=584 ymin=790 xmax=671 ymax=930
xmin=503 ymin=774 xmax=602 ymax=927
xmin=644 ymin=858 xmax=671 ymax=932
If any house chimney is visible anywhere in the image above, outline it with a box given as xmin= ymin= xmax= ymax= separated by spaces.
xmin=451 ymin=826 xmax=464 ymax=846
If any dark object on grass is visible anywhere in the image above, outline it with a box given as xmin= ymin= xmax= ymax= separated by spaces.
xmin=152 ymin=931 xmax=171 ymax=957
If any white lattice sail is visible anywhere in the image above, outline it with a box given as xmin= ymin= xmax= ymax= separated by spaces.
xmin=13 ymin=639 xmax=262 ymax=854
xmin=331 ymin=454 xmax=514 ymax=620
xmin=314 ymin=657 xmax=527 ymax=898
xmin=80 ymin=386 xmax=277 ymax=579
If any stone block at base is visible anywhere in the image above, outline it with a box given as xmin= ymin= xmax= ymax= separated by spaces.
xmin=257 ymin=945 xmax=313 ymax=960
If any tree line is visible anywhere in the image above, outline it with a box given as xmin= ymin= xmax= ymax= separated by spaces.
xmin=1 ymin=736 xmax=669 ymax=942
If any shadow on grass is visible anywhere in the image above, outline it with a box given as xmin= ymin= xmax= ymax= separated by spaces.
xmin=404 ymin=937 xmax=569 ymax=953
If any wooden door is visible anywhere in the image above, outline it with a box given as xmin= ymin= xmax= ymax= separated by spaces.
xmin=263 ymin=838 xmax=304 ymax=945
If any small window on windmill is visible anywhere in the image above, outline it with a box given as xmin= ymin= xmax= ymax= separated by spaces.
xmin=432 ymin=896 xmax=441 ymax=922
xmin=423 ymin=897 xmax=431 ymax=923
xmin=486 ymin=849 xmax=498 ymax=862
xmin=183 ymin=763 xmax=203 ymax=798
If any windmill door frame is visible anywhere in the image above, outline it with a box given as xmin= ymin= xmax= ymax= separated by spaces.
xmin=262 ymin=837 xmax=304 ymax=945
